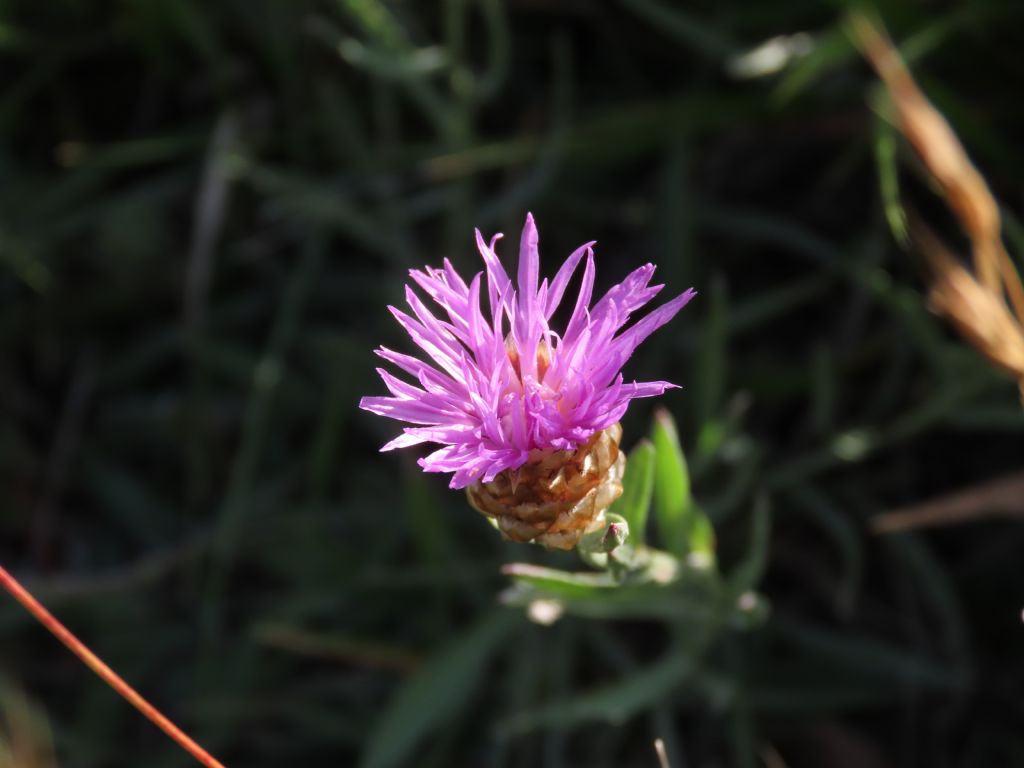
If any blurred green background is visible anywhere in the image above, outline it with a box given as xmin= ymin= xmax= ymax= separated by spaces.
xmin=3 ymin=1 xmax=1024 ymax=766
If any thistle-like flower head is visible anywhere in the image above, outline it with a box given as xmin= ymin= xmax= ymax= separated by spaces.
xmin=360 ymin=214 xmax=695 ymax=489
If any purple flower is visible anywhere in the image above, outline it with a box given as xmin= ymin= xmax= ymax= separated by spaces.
xmin=360 ymin=214 xmax=696 ymax=489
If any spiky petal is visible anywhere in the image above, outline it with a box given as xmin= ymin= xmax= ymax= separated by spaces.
xmin=360 ymin=213 xmax=695 ymax=490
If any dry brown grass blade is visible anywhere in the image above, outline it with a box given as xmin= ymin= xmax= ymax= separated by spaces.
xmin=914 ymin=223 xmax=1024 ymax=379
xmin=872 ymin=470 xmax=1024 ymax=533
xmin=850 ymin=13 xmax=1002 ymax=292
xmin=1000 ymin=245 xmax=1024 ymax=328
xmin=850 ymin=11 xmax=1024 ymax=398
xmin=251 ymin=622 xmax=422 ymax=673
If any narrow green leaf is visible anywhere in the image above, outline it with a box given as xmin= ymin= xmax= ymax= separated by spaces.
xmin=341 ymin=0 xmax=411 ymax=51
xmin=872 ymin=111 xmax=909 ymax=248
xmin=502 ymin=563 xmax=618 ymax=599
xmin=611 ymin=440 xmax=656 ymax=546
xmin=730 ymin=496 xmax=771 ymax=593
xmin=773 ymin=26 xmax=854 ymax=105
xmin=771 ymin=618 xmax=967 ymax=692
xmin=619 ymin=0 xmax=735 ymax=59
xmin=687 ymin=514 xmax=716 ymax=562
xmin=651 ymin=408 xmax=692 ymax=557
xmin=500 ymin=650 xmax=695 ymax=733
xmin=883 ymin=535 xmax=968 ymax=665
xmin=360 ymin=609 xmax=520 ymax=768
xmin=789 ymin=486 xmax=862 ymax=614
xmin=502 ymin=561 xmax=727 ymax=623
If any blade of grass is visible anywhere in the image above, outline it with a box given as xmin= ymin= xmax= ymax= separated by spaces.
xmin=360 ymin=609 xmax=520 ymax=768
xmin=651 ymin=408 xmax=693 ymax=558
xmin=610 ymin=440 xmax=656 ymax=547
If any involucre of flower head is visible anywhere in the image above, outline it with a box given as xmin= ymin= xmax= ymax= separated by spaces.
xmin=359 ymin=213 xmax=696 ymax=490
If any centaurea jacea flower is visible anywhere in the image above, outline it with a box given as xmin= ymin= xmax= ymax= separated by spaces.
xmin=360 ymin=214 xmax=695 ymax=548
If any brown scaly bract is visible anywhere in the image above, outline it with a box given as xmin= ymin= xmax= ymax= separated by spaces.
xmin=467 ymin=423 xmax=625 ymax=550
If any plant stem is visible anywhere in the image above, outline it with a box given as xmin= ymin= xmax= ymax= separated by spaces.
xmin=0 ymin=563 xmax=226 ymax=768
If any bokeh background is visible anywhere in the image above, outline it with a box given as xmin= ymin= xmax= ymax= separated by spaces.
xmin=3 ymin=1 xmax=1024 ymax=766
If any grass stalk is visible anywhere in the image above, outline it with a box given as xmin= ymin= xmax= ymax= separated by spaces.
xmin=0 ymin=564 xmax=226 ymax=768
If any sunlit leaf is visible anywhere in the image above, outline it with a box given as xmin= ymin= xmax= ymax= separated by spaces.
xmin=502 ymin=563 xmax=619 ymax=598
xmin=610 ymin=439 xmax=656 ymax=546
xmin=651 ymin=408 xmax=716 ymax=562
xmin=651 ymin=408 xmax=692 ymax=557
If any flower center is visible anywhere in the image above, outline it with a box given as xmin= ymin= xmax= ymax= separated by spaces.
xmin=505 ymin=336 xmax=551 ymax=384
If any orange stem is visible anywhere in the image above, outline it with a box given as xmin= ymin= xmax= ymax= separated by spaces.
xmin=0 ymin=563 xmax=226 ymax=768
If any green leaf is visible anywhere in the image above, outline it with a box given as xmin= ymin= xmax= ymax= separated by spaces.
xmin=611 ymin=439 xmax=656 ymax=546
xmin=501 ymin=563 xmax=619 ymax=599
xmin=872 ymin=110 xmax=909 ymax=248
xmin=770 ymin=618 xmax=967 ymax=692
xmin=499 ymin=650 xmax=696 ymax=733
xmin=773 ymin=26 xmax=854 ymax=105
xmin=503 ymin=558 xmax=730 ymax=623
xmin=789 ymin=486 xmax=862 ymax=614
xmin=883 ymin=535 xmax=968 ymax=665
xmin=730 ymin=496 xmax=771 ymax=594
xmin=505 ymin=507 xmax=725 ymax=621
xmin=360 ymin=609 xmax=520 ymax=768
xmin=687 ymin=514 xmax=716 ymax=562
xmin=651 ymin=408 xmax=694 ymax=557
xmin=619 ymin=0 xmax=735 ymax=59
